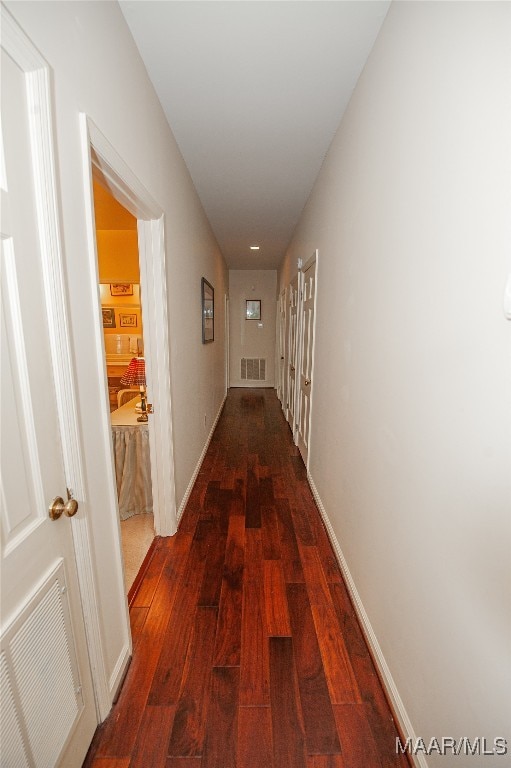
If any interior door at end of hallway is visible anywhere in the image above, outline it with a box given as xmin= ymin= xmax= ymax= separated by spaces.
xmin=1 ymin=23 xmax=96 ymax=768
xmin=296 ymin=259 xmax=317 ymax=465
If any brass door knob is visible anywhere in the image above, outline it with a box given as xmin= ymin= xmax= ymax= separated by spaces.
xmin=304 ymin=379 xmax=311 ymax=386
xmin=49 ymin=493 xmax=79 ymax=520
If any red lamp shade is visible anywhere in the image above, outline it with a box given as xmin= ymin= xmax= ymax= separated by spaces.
xmin=120 ymin=356 xmax=146 ymax=387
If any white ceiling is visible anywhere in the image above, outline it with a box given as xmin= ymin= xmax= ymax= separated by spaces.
xmin=120 ymin=1 xmax=390 ymax=270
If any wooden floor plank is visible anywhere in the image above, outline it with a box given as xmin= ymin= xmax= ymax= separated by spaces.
xmin=287 ymin=583 xmax=341 ymax=755
xmin=275 ymin=498 xmax=305 ymax=583
xmin=289 ymin=496 xmax=316 ymax=547
xmin=201 ymin=480 xmax=220 ymax=521
xmin=243 ymin=527 xmax=263 ymax=583
xmin=167 ymin=607 xmax=218 ymax=757
xmin=240 ymin=574 xmax=270 ymax=706
xmin=333 ymin=704 xmax=383 ymax=768
xmin=264 ymin=559 xmax=292 ymax=636
xmin=245 ymin=455 xmax=261 ymax=528
xmin=129 ymin=606 xmax=149 ymax=650
xmin=212 ymin=514 xmax=245 ymax=666
xmin=131 ymin=538 xmax=171 ymax=609
xmin=261 ymin=504 xmax=281 ymax=560
xmin=269 ymin=637 xmax=307 ymax=768
xmin=299 ymin=541 xmax=339 ymax=607
xmin=148 ymin=545 xmax=208 ymax=705
xmin=259 ymin=475 xmax=275 ymax=505
xmin=129 ymin=705 xmax=176 ymax=768
xmin=300 ymin=545 xmax=361 ymax=704
xmin=197 ymin=516 xmax=229 ymax=607
xmin=313 ymin=602 xmax=362 ymax=706
xmin=237 ymin=706 xmax=274 ymax=768
xmin=201 ymin=667 xmax=239 ymax=768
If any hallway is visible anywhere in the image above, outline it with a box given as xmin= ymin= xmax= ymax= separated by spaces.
xmin=84 ymin=388 xmax=409 ymax=767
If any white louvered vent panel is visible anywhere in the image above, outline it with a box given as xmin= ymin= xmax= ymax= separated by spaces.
xmin=240 ymin=358 xmax=266 ymax=381
xmin=0 ymin=652 xmax=31 ymax=768
xmin=9 ymin=572 xmax=80 ymax=768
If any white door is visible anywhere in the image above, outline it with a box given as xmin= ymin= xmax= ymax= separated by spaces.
xmin=1 ymin=20 xmax=96 ymax=768
xmin=286 ymin=275 xmax=299 ymax=431
xmin=296 ymin=256 xmax=317 ymax=465
xmin=277 ymin=288 xmax=286 ymax=404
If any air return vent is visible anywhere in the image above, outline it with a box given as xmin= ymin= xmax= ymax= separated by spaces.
xmin=0 ymin=562 xmax=81 ymax=767
xmin=241 ymin=358 xmax=266 ymax=381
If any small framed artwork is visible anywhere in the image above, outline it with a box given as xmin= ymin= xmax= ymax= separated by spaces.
xmin=119 ymin=313 xmax=137 ymax=328
xmin=110 ymin=283 xmax=133 ymax=296
xmin=102 ymin=307 xmax=116 ymax=328
xmin=246 ymin=299 xmax=261 ymax=320
xmin=201 ymin=277 xmax=214 ymax=343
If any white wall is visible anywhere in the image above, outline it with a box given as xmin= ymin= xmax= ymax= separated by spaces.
xmin=280 ymin=2 xmax=511 ymax=763
xmin=7 ymin=1 xmax=227 ymax=707
xmin=229 ymin=269 xmax=277 ymax=387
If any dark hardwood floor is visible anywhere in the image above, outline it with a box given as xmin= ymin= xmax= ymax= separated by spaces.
xmin=83 ymin=388 xmax=410 ymax=768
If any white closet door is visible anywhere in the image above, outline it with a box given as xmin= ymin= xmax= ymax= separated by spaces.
xmin=286 ymin=276 xmax=299 ymax=430
xmin=296 ymin=257 xmax=317 ymax=466
xmin=1 ymin=14 xmax=96 ymax=767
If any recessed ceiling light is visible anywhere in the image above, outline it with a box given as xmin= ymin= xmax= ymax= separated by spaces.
xmin=250 ymin=245 xmax=260 ymax=250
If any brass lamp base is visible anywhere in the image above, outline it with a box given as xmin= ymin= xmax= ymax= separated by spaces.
xmin=137 ymin=387 xmax=148 ymax=422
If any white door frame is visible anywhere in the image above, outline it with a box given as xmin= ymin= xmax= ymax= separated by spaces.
xmin=80 ymin=115 xmax=177 ymax=540
xmin=286 ymin=275 xmax=299 ymax=430
xmin=78 ymin=117 xmax=177 ymax=715
xmin=295 ymin=250 xmax=318 ymax=471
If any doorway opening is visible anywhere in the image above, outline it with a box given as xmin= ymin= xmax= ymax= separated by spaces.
xmin=92 ymin=179 xmax=154 ymax=595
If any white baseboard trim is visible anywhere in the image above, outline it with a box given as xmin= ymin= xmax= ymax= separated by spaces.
xmin=176 ymin=395 xmax=227 ymax=524
xmin=108 ymin=642 xmax=131 ymax=705
xmin=229 ymin=381 xmax=275 ymax=388
xmin=307 ymin=472 xmax=427 ymax=768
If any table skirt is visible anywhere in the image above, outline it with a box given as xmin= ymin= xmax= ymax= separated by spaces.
xmin=112 ymin=424 xmax=153 ymax=520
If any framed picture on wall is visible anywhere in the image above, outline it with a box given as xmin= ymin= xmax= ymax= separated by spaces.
xmin=119 ymin=313 xmax=137 ymax=327
xmin=201 ymin=277 xmax=214 ymax=343
xmin=110 ymin=283 xmax=133 ymax=296
xmin=246 ymin=299 xmax=261 ymax=320
xmin=102 ymin=307 xmax=116 ymax=327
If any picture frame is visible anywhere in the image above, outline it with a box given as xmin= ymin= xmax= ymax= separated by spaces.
xmin=102 ymin=307 xmax=116 ymax=328
xmin=119 ymin=313 xmax=137 ymax=328
xmin=201 ymin=277 xmax=214 ymax=343
xmin=110 ymin=283 xmax=133 ymax=296
xmin=246 ymin=299 xmax=261 ymax=320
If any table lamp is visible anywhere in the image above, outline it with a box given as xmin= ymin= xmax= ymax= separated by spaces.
xmin=120 ymin=356 xmax=148 ymax=422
